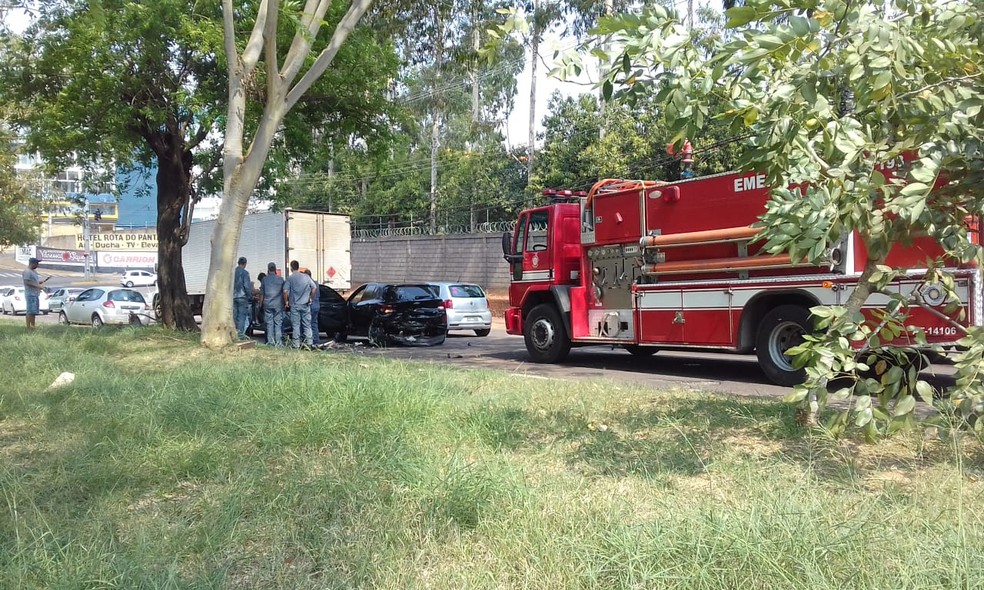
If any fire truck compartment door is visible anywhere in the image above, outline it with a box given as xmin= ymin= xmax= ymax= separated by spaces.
xmin=636 ymin=289 xmax=686 ymax=343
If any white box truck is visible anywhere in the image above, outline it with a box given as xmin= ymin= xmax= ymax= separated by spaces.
xmin=181 ymin=209 xmax=351 ymax=314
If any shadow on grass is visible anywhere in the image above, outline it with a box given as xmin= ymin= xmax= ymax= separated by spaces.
xmin=464 ymin=394 xmax=871 ymax=484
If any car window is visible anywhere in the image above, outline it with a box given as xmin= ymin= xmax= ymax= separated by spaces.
xmin=76 ymin=289 xmax=99 ymax=302
xmin=392 ymin=285 xmax=436 ymax=302
xmin=449 ymin=284 xmax=485 ymax=298
xmin=358 ymin=285 xmax=378 ymax=302
xmin=110 ymin=290 xmax=146 ymax=303
xmin=320 ymin=285 xmax=344 ymax=304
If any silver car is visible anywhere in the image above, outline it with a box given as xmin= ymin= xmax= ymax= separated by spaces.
xmin=428 ymin=282 xmax=492 ymax=336
xmin=59 ymin=286 xmax=150 ymax=327
xmin=47 ymin=287 xmax=86 ymax=313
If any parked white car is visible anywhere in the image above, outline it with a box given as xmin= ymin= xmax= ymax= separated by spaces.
xmin=47 ymin=287 xmax=87 ymax=313
xmin=1 ymin=286 xmax=50 ymax=315
xmin=120 ymin=269 xmax=157 ymax=287
xmin=58 ymin=286 xmax=150 ymax=327
xmin=427 ymin=282 xmax=492 ymax=336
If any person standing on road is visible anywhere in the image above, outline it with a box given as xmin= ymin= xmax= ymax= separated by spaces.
xmin=233 ymin=256 xmax=252 ymax=339
xmin=259 ymin=263 xmax=286 ymax=346
xmin=22 ymin=257 xmax=48 ymax=330
xmin=302 ymin=269 xmax=321 ymax=346
xmin=284 ymin=260 xmax=316 ymax=349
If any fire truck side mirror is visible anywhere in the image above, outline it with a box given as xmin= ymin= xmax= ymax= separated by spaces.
xmin=501 ymin=232 xmax=521 ymax=263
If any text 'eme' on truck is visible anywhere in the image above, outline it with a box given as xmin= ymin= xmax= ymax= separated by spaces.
xmin=501 ymin=158 xmax=982 ymax=386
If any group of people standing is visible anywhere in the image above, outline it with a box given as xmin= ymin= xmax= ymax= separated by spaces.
xmin=234 ymin=258 xmax=321 ymax=349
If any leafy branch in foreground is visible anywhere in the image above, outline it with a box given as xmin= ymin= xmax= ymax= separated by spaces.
xmin=576 ymin=0 xmax=984 ymax=437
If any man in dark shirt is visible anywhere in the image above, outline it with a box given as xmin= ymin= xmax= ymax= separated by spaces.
xmin=233 ymin=257 xmax=252 ymax=339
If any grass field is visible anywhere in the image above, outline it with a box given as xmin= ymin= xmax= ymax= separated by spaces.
xmin=1 ymin=324 xmax=983 ymax=589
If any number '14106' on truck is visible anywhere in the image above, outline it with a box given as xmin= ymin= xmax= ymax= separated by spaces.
xmin=501 ymin=165 xmax=982 ymax=386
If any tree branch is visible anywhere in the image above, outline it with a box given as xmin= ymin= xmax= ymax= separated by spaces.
xmin=281 ymin=0 xmax=331 ymax=85
xmin=241 ymin=0 xmax=272 ymax=71
xmin=264 ymin=0 xmax=281 ymax=88
xmin=895 ymin=72 xmax=983 ymax=102
xmin=285 ymin=0 xmax=374 ymax=111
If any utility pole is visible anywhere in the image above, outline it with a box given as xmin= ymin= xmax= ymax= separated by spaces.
xmin=83 ymin=199 xmax=92 ymax=279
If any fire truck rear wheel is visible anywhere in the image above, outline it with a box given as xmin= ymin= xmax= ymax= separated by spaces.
xmin=756 ymin=305 xmax=811 ymax=386
xmin=525 ymin=304 xmax=571 ymax=363
xmin=623 ymin=345 xmax=657 ymax=357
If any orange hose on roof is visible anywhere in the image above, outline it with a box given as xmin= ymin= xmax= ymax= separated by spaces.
xmin=640 ymin=254 xmax=803 ymax=275
xmin=639 ymin=226 xmax=761 ymax=248
xmin=585 ymin=178 xmax=664 ymax=211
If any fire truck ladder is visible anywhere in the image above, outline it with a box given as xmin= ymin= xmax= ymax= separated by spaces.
xmin=639 ymin=226 xmax=810 ymax=279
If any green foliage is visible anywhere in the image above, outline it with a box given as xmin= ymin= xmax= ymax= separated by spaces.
xmin=0 ymin=121 xmax=44 ymax=247
xmin=593 ymin=0 xmax=984 ymax=437
xmin=279 ymin=1 xmax=527 ymax=231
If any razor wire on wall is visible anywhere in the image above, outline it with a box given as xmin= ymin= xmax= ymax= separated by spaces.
xmin=351 ymin=220 xmax=520 ymax=239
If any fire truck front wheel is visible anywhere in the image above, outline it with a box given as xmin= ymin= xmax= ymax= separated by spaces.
xmin=756 ymin=305 xmax=811 ymax=386
xmin=525 ymin=304 xmax=571 ymax=363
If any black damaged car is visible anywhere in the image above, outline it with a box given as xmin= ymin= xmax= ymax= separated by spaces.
xmin=340 ymin=283 xmax=447 ymax=346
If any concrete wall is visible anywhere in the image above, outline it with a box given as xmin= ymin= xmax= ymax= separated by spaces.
xmin=351 ymin=233 xmax=511 ymax=290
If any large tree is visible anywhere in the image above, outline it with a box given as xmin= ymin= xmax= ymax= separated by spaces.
xmin=591 ymin=0 xmax=984 ymax=433
xmin=201 ymin=0 xmax=378 ymax=347
xmin=2 ymin=0 xmax=224 ymax=330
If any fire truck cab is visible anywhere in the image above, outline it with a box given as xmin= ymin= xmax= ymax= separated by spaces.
xmin=502 ymin=172 xmax=981 ymax=386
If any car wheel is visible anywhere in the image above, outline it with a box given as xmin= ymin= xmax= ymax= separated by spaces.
xmin=524 ymin=303 xmax=571 ymax=363
xmin=368 ymin=321 xmax=387 ymax=347
xmin=755 ymin=305 xmax=811 ymax=386
xmin=125 ymin=281 xmax=134 ymax=287
xmin=474 ymin=328 xmax=491 ymax=337
xmin=58 ymin=311 xmax=69 ymax=325
xmin=91 ymin=314 xmax=104 ymax=328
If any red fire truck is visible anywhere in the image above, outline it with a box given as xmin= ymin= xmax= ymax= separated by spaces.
xmin=501 ymin=164 xmax=982 ymax=386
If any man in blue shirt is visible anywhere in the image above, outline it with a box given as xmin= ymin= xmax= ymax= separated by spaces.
xmin=233 ymin=257 xmax=252 ymax=339
xmin=22 ymin=257 xmax=48 ymax=330
xmin=302 ymin=269 xmax=321 ymax=346
xmin=284 ymin=260 xmax=316 ymax=348
xmin=259 ymin=262 xmax=287 ymax=346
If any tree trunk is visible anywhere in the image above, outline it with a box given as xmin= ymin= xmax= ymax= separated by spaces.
xmin=155 ymin=140 xmax=198 ymax=331
xmin=527 ymin=17 xmax=539 ymax=200
xmin=429 ymin=5 xmax=444 ymax=235
xmin=199 ymin=176 xmax=254 ymax=348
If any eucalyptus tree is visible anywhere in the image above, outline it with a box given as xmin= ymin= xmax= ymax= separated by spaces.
xmin=589 ymin=0 xmax=984 ymax=435
xmin=203 ymin=0 xmax=386 ymax=347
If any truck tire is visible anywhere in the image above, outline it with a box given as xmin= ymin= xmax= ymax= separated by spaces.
xmin=524 ymin=304 xmax=571 ymax=363
xmin=623 ymin=344 xmax=657 ymax=357
xmin=755 ymin=305 xmax=811 ymax=386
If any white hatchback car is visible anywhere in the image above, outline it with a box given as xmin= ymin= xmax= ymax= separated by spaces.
xmin=120 ymin=269 xmax=157 ymax=287
xmin=428 ymin=282 xmax=493 ymax=336
xmin=1 ymin=286 xmax=50 ymax=315
xmin=59 ymin=286 xmax=150 ymax=327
